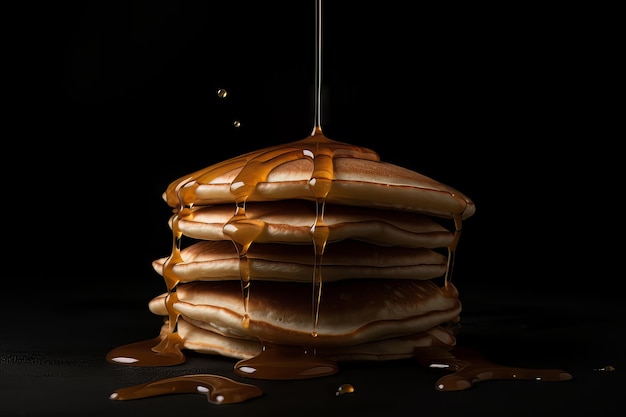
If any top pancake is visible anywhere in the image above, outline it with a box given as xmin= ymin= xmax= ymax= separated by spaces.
xmin=163 ymin=131 xmax=475 ymax=220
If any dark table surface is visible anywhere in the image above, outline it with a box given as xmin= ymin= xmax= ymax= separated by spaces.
xmin=2 ymin=278 xmax=621 ymax=417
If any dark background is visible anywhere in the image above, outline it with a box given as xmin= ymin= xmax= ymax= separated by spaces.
xmin=7 ymin=2 xmax=621 ymax=296
xmin=3 ymin=2 xmax=622 ymax=416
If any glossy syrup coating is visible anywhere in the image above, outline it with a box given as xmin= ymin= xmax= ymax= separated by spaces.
xmin=163 ymin=127 xmax=475 ymax=219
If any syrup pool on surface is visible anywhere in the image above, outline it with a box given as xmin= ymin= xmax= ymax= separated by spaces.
xmin=234 ymin=341 xmax=339 ymax=380
xmin=414 ymin=347 xmax=573 ymax=391
xmin=109 ymin=374 xmax=263 ymax=405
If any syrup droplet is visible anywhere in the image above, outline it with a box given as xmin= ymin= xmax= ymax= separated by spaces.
xmin=233 ymin=120 xmax=241 ymax=128
xmin=336 ymin=383 xmax=355 ymax=396
xmin=217 ymin=88 xmax=228 ymax=98
xmin=109 ymin=374 xmax=262 ymax=405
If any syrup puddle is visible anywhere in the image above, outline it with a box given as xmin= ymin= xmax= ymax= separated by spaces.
xmin=109 ymin=374 xmax=263 ymax=405
xmin=234 ymin=342 xmax=338 ymax=380
xmin=415 ymin=346 xmax=573 ymax=391
xmin=106 ymin=334 xmax=185 ymax=367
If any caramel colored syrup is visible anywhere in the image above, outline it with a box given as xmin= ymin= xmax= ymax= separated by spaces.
xmin=109 ymin=374 xmax=263 ymax=405
xmin=222 ymin=201 xmax=265 ymax=328
xmin=414 ymin=347 xmax=573 ymax=391
xmin=445 ymin=214 xmax=462 ymax=289
xmin=106 ymin=195 xmax=188 ymax=366
xmin=310 ymin=198 xmax=330 ymax=337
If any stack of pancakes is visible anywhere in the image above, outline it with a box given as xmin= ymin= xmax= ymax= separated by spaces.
xmin=148 ymin=130 xmax=475 ymax=362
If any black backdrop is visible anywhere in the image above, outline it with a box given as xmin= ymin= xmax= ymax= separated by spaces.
xmin=8 ymin=2 xmax=621 ymax=295
xmin=3 ymin=2 xmax=622 ymax=416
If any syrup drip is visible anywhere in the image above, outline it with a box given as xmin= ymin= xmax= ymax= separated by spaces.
xmin=310 ymin=198 xmax=329 ymax=337
xmin=106 ymin=197 xmax=190 ymax=366
xmin=414 ymin=347 xmax=573 ymax=391
xmin=443 ymin=213 xmax=463 ymax=292
xmin=222 ymin=201 xmax=265 ymax=328
xmin=109 ymin=374 xmax=263 ymax=405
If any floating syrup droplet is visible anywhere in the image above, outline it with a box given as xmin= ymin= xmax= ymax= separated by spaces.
xmin=336 ymin=383 xmax=355 ymax=396
xmin=217 ymin=88 xmax=228 ymax=98
xmin=233 ymin=120 xmax=241 ymax=128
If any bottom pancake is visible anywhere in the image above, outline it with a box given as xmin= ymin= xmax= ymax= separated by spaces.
xmin=156 ymin=318 xmax=457 ymax=361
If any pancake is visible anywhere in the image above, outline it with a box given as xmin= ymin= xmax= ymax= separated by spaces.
xmin=149 ymin=279 xmax=461 ymax=347
xmin=152 ymin=240 xmax=449 ymax=283
xmin=175 ymin=199 xmax=455 ymax=248
xmin=163 ymin=133 xmax=475 ymax=220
